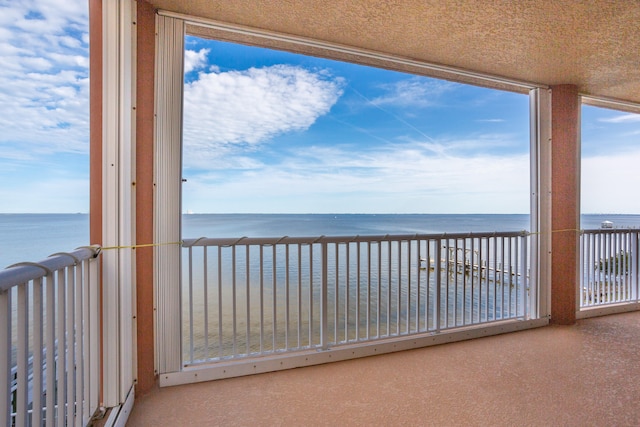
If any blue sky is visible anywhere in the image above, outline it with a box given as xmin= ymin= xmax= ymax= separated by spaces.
xmin=182 ymin=36 xmax=531 ymax=214
xmin=1 ymin=1 xmax=639 ymax=214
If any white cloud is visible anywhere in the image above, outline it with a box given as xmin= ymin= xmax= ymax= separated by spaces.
xmin=184 ymin=48 xmax=209 ymax=74
xmin=0 ymin=0 xmax=89 ymax=157
xmin=581 ymin=150 xmax=640 ymax=213
xmin=183 ymin=139 xmax=530 ymax=214
xmin=370 ymin=78 xmax=454 ymax=108
xmin=183 ymin=64 xmax=344 ymax=168
xmin=598 ymin=113 xmax=640 ymax=123
xmin=0 ymin=0 xmax=89 ymax=212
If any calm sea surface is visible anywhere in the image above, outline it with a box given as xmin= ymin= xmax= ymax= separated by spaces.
xmin=2 ymin=213 xmax=640 ymax=269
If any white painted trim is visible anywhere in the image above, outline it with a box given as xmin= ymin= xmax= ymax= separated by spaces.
xmin=118 ymin=0 xmax=137 ymax=404
xmin=577 ymin=302 xmax=640 ymax=319
xmin=529 ymin=88 xmax=552 ymax=321
xmin=158 ymin=9 xmax=540 ymax=93
xmin=104 ymin=385 xmax=135 ymax=427
xmin=102 ymin=0 xmax=137 ymax=408
xmin=582 ymin=95 xmax=640 ymax=114
xmin=160 ymin=318 xmax=549 ymax=387
xmin=102 ymin=0 xmax=120 ymax=407
xmin=150 ymin=10 xmax=553 ymax=387
xmin=575 ymin=98 xmax=583 ymax=315
xmin=154 ymin=14 xmax=185 ymax=374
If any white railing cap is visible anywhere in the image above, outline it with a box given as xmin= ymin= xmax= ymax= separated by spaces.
xmin=0 ymin=245 xmax=100 ymax=291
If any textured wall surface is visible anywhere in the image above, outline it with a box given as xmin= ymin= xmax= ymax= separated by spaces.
xmin=151 ymin=0 xmax=640 ymax=106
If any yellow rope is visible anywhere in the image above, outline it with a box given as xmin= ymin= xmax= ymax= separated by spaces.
xmin=100 ymin=229 xmax=589 ymax=249
xmin=98 ymin=229 xmax=594 ymax=249
xmin=528 ymin=228 xmax=583 ymax=236
xmin=101 ymin=241 xmax=183 ymax=250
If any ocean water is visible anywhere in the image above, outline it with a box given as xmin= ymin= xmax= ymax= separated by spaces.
xmin=3 ymin=212 xmax=640 ymax=364
xmin=2 ymin=213 xmax=640 ymax=269
xmin=0 ymin=214 xmax=90 ymax=269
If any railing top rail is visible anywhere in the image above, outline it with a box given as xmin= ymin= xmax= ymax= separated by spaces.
xmin=0 ymin=245 xmax=101 ymax=292
xmin=582 ymin=228 xmax=640 ymax=235
xmin=183 ymin=230 xmax=529 ymax=248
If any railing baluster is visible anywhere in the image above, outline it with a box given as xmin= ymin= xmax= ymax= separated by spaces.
xmin=204 ymin=247 xmax=209 ymax=359
xmin=346 ymin=243 xmax=350 ymax=340
xmin=297 ymin=244 xmax=302 ymax=349
xmin=593 ymin=232 xmax=597 ymax=305
xmin=356 ymin=242 xmax=360 ymax=340
xmin=610 ymin=233 xmax=615 ymax=302
xmin=0 ymin=287 xmax=9 ymax=427
xmin=453 ymin=238 xmax=459 ymax=326
xmin=470 ymin=237 xmax=476 ymax=323
xmin=500 ymin=237 xmax=505 ymax=319
xmin=606 ymin=233 xmax=611 ymax=303
xmin=272 ymin=245 xmax=276 ymax=352
xmin=634 ymin=232 xmax=639 ymax=302
xmin=33 ymin=277 xmax=44 ymax=427
xmin=477 ymin=238 xmax=482 ymax=322
xmin=321 ymin=242 xmax=328 ymax=350
xmin=188 ymin=246 xmax=194 ymax=362
xmin=285 ymin=244 xmax=290 ymax=350
xmin=582 ymin=233 xmax=588 ymax=307
xmin=591 ymin=232 xmax=596 ymax=306
xmin=89 ymin=256 xmax=101 ymax=422
xmin=463 ymin=238 xmax=468 ymax=325
xmin=218 ymin=247 xmax=224 ymax=358
xmin=603 ymin=232 xmax=608 ymax=303
xmin=56 ymin=268 xmax=66 ymax=427
xmin=334 ymin=243 xmax=339 ymax=344
xmin=435 ymin=240 xmax=442 ymax=332
xmin=397 ymin=241 xmax=401 ymax=335
xmin=259 ymin=246 xmax=264 ymax=353
xmin=624 ymin=232 xmax=628 ymax=301
xmin=492 ymin=236 xmax=498 ymax=321
xmin=406 ymin=240 xmax=411 ymax=334
xmin=578 ymin=233 xmax=592 ymax=308
xmin=591 ymin=232 xmax=596 ymax=305
xmin=520 ymin=234 xmax=527 ymax=319
xmin=509 ymin=236 xmax=515 ymax=317
xmin=425 ymin=240 xmax=431 ymax=330
xmin=309 ymin=244 xmax=313 ymax=346
xmin=66 ymin=265 xmax=75 ymax=425
xmin=367 ymin=241 xmax=371 ymax=340
xmin=17 ymin=282 xmax=28 ymax=427
xmin=444 ymin=239 xmax=450 ymax=328
xmin=75 ymin=263 xmax=84 ymax=426
xmin=618 ymin=233 xmax=623 ymax=302
xmin=377 ymin=242 xmax=382 ymax=338
xmin=246 ymin=245 xmax=250 ymax=355
xmin=416 ymin=239 xmax=421 ymax=332
xmin=233 ymin=246 xmax=238 ymax=356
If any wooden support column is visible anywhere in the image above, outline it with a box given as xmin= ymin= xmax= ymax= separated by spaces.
xmin=135 ymin=0 xmax=157 ymax=396
xmin=89 ymin=0 xmax=103 ymax=248
xmin=88 ymin=0 xmax=103 ymax=404
xmin=550 ymin=84 xmax=580 ymax=325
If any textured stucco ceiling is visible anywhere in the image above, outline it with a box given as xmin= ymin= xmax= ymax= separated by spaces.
xmin=149 ymin=0 xmax=640 ymax=108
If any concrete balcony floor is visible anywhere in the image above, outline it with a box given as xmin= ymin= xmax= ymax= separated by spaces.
xmin=128 ymin=311 xmax=640 ymax=426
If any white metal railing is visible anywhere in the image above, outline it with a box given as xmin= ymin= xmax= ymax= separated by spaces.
xmin=580 ymin=229 xmax=640 ymax=308
xmin=0 ymin=246 xmax=101 ymax=427
xmin=182 ymin=232 xmax=530 ymax=365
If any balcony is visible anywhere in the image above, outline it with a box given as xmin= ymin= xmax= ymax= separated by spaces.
xmin=127 ymin=309 xmax=640 ymax=426
xmin=2 ymin=228 xmax=638 ymax=425
xmin=179 ymin=231 xmax=531 ymax=373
